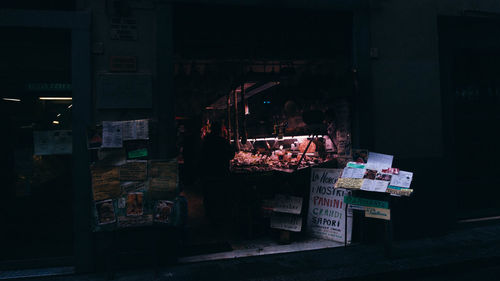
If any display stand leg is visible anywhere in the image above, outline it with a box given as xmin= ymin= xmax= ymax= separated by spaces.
xmin=384 ymin=195 xmax=393 ymax=258
xmin=344 ymin=203 xmax=348 ymax=248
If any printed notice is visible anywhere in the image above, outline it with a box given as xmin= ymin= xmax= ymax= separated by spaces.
xmin=273 ymin=194 xmax=303 ymax=215
xmin=361 ymin=179 xmax=389 ymax=192
xmin=335 ymin=178 xmax=363 ymax=189
xmin=96 ymin=199 xmax=116 ymax=225
xmin=154 ymin=200 xmax=174 ymax=223
xmin=126 ymin=192 xmax=144 ymax=216
xmin=389 ymin=171 xmax=413 ymax=188
xmin=342 ymin=167 xmax=365 ymax=178
xmin=270 ymin=212 xmax=302 ymax=232
xmin=91 ymin=167 xmax=121 ymax=200
xmin=122 ymin=119 xmax=149 ymax=140
xmin=119 ymin=161 xmax=147 ymax=181
xmin=366 ymin=152 xmax=393 ymax=170
xmin=34 ymin=130 xmax=72 ymax=155
xmin=102 ymin=121 xmax=123 ymax=148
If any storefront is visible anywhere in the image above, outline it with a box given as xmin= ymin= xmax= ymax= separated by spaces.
xmin=172 ymin=3 xmax=361 ymax=261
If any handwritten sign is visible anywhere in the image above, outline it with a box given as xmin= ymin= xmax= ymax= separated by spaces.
xmin=308 ymin=168 xmax=352 ymax=243
xmin=119 ymin=161 xmax=147 ymax=181
xmin=344 ymin=196 xmax=389 ymax=209
xmin=365 ymin=207 xmax=391 ymax=220
xmin=270 ymin=213 xmax=302 ymax=232
xmin=273 ymin=194 xmax=303 ymax=214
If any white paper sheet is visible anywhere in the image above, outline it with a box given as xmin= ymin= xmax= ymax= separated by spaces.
xmin=366 ymin=152 xmax=393 ymax=170
xmin=102 ymin=121 xmax=123 ymax=148
xmin=122 ymin=119 xmax=149 ymax=140
xmin=342 ymin=167 xmax=366 ymax=179
xmin=361 ymin=179 xmax=389 ymax=192
xmin=273 ymin=194 xmax=303 ymax=215
xmin=270 ymin=213 xmax=302 ymax=232
xmin=389 ymin=170 xmax=413 ymax=188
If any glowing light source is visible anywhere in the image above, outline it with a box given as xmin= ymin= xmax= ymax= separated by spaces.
xmin=52 ymin=120 xmax=60 ymax=124
xmin=2 ymin=98 xmax=21 ymax=102
xmin=57 ymin=113 xmax=62 ymax=117
xmin=67 ymin=104 xmax=73 ymax=109
xmin=39 ymin=97 xmax=72 ymax=101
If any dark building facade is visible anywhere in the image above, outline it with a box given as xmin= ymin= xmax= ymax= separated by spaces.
xmin=1 ymin=0 xmax=500 ymax=274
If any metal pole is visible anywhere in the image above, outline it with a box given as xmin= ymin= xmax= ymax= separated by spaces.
xmin=233 ymin=88 xmax=240 ymax=151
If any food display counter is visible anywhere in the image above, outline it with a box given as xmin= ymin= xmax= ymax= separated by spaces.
xmin=230 ymin=135 xmax=338 ymax=173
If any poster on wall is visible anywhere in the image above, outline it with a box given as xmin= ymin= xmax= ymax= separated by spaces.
xmin=34 ymin=130 xmax=72 ymax=155
xmin=307 ymin=168 xmax=352 ymax=243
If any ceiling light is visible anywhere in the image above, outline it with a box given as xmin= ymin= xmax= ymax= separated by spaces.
xmin=2 ymin=98 xmax=21 ymax=102
xmin=39 ymin=97 xmax=72 ymax=101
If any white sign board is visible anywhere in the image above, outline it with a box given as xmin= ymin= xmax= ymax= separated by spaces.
xmin=273 ymin=194 xmax=303 ymax=215
xmin=270 ymin=213 xmax=302 ymax=232
xmin=307 ymin=168 xmax=352 ymax=243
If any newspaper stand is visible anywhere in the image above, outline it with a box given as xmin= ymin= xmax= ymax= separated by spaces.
xmin=343 ymin=190 xmax=411 ymax=258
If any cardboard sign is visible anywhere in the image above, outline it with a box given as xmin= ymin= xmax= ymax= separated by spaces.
xmin=119 ymin=161 xmax=147 ymax=181
xmin=91 ymin=167 xmax=121 ymax=201
xmin=308 ymin=168 xmax=352 ymax=243
xmin=149 ymin=160 xmax=178 ymax=180
xmin=270 ymin=213 xmax=302 ymax=232
xmin=344 ymin=196 xmax=389 ymax=209
xmin=365 ymin=207 xmax=391 ymax=220
xmin=273 ymin=194 xmax=303 ymax=215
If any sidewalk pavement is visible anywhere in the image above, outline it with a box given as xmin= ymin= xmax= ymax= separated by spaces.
xmin=11 ymin=222 xmax=500 ymax=281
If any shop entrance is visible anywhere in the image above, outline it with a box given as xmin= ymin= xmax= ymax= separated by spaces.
xmin=173 ymin=3 xmax=354 ymax=261
xmin=0 ymin=27 xmax=74 ymax=265
xmin=439 ymin=16 xmax=500 ymax=220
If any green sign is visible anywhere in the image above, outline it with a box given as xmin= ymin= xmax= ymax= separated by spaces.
xmin=128 ymin=148 xmax=148 ymax=159
xmin=347 ymin=162 xmax=365 ymax=169
xmin=344 ymin=196 xmax=389 ymax=209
